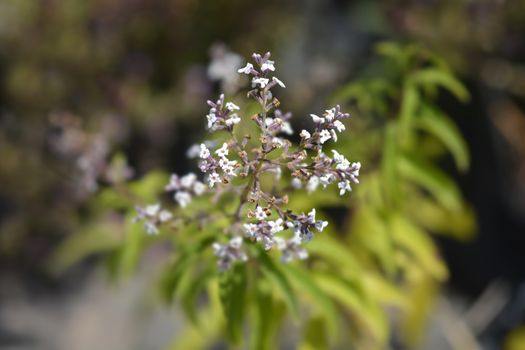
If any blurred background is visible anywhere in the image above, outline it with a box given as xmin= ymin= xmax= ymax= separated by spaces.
xmin=0 ymin=0 xmax=525 ymax=349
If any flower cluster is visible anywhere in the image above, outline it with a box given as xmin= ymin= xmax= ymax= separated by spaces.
xmin=165 ymin=173 xmax=206 ymax=207
xmin=135 ymin=51 xmax=361 ymax=271
xmin=212 ymin=236 xmax=248 ymax=272
xmin=133 ymin=203 xmax=173 ymax=235
xmin=205 ymin=94 xmax=241 ymax=132
xmin=198 ymin=142 xmax=240 ymax=187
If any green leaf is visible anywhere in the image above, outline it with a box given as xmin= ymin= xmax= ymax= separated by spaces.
xmin=401 ymin=273 xmax=440 ymax=347
xmin=399 ymin=81 xmax=420 ymax=144
xmin=350 ymin=206 xmax=396 ymax=276
xmin=411 ymin=68 xmax=469 ymax=102
xmin=382 ymin=122 xmax=400 ymax=206
xmin=159 ymin=234 xmax=216 ymax=303
xmin=257 ymin=249 xmax=300 ymax=319
xmin=362 ymin=273 xmax=408 ymax=309
xmin=398 ymin=153 xmax=463 ymax=212
xmin=128 ymin=170 xmax=169 ymax=202
xmin=48 ymin=222 xmax=120 ymax=275
xmin=307 ymin=235 xmax=361 ymax=279
xmin=219 ymin=263 xmax=247 ymax=343
xmin=417 ymin=104 xmax=470 ymax=172
xmin=282 ymin=264 xmax=339 ymax=341
xmin=407 ymin=193 xmax=476 ymax=240
xmin=179 ymin=266 xmax=216 ymax=325
xmin=314 ymin=274 xmax=389 ymax=347
xmin=375 ymin=41 xmax=410 ymax=68
xmin=390 ymin=214 xmax=448 ymax=281
xmin=299 ymin=317 xmax=329 ymax=350
xmin=250 ymin=280 xmax=275 ymax=350
xmin=169 ymin=281 xmax=224 ymax=350
xmin=118 ymin=212 xmax=145 ymax=277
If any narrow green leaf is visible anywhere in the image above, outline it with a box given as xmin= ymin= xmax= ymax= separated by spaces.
xmin=398 ymin=153 xmax=463 ymax=212
xmin=399 ymin=81 xmax=419 ymax=144
xmin=48 ymin=222 xmax=120 ymax=274
xmin=179 ymin=266 xmax=216 ymax=325
xmin=375 ymin=41 xmax=409 ymax=68
xmin=350 ymin=206 xmax=396 ymax=277
xmin=390 ymin=214 xmax=448 ymax=281
xmin=219 ymin=263 xmax=247 ymax=343
xmin=417 ymin=104 xmax=470 ymax=172
xmin=407 ymin=193 xmax=476 ymax=240
xmin=362 ymin=273 xmax=408 ymax=309
xmin=382 ymin=122 xmax=399 ymax=206
xmin=257 ymin=250 xmax=300 ymax=319
xmin=118 ymin=213 xmax=145 ymax=277
xmin=160 ymin=234 xmax=215 ymax=303
xmin=307 ymin=235 xmax=361 ymax=278
xmin=282 ymin=264 xmax=339 ymax=341
xmin=250 ymin=280 xmax=274 ymax=350
xmin=128 ymin=170 xmax=169 ymax=202
xmin=314 ymin=274 xmax=389 ymax=347
xmin=411 ymin=68 xmax=470 ymax=102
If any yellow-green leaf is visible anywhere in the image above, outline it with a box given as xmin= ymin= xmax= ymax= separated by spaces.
xmin=398 ymin=153 xmax=463 ymax=212
xmin=417 ymin=104 xmax=470 ymax=172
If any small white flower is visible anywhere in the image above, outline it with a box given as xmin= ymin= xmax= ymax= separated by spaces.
xmin=175 ymin=191 xmax=192 ymax=208
xmin=144 ymin=222 xmax=159 ymax=235
xmin=243 ymin=223 xmax=258 ymax=238
xmin=254 ymin=206 xmax=268 ymax=221
xmin=332 ymin=150 xmax=350 ymax=171
xmin=330 ymin=129 xmax=338 ymax=142
xmin=212 ymin=242 xmax=223 ymax=255
xmin=215 ymin=143 xmax=229 ymax=157
xmin=145 ymin=204 xmax=160 ymax=217
xmin=206 ymin=113 xmax=217 ymax=129
xmin=165 ymin=174 xmax=180 ymax=191
xmin=272 ymin=76 xmax=285 ymax=88
xmin=281 ymin=121 xmax=293 ymax=135
xmin=333 ymin=120 xmax=345 ymax=132
xmin=273 ymin=236 xmax=286 ymax=250
xmin=319 ymin=129 xmax=331 ymax=144
xmin=252 ymin=77 xmax=269 ymax=88
xmin=193 ymin=181 xmax=206 ymax=195
xmin=199 ymin=144 xmax=210 ymax=159
xmin=261 ymin=60 xmax=275 ymax=72
xmin=297 ymin=249 xmax=309 ymax=260
xmin=237 ymin=62 xmax=254 ymax=74
xmin=225 ymin=102 xmax=240 ymax=111
xmin=352 ymin=162 xmax=361 ymax=177
xmin=220 ymin=159 xmax=238 ymax=176
xmin=272 ymin=137 xmax=285 ymax=148
xmin=268 ymin=219 xmax=284 ymax=234
xmin=208 ymin=172 xmax=221 ymax=187
xmin=331 ymin=150 xmax=344 ymax=163
xmin=338 ymin=180 xmax=352 ymax=195
xmin=306 ymin=176 xmax=320 ymax=193
xmin=230 ymin=236 xmax=243 ymax=249
xmin=299 ymin=129 xmax=311 ymax=140
xmin=291 ymin=177 xmax=303 ymax=189
xmin=180 ymin=173 xmax=197 ymax=189
xmin=159 ymin=210 xmax=173 ymax=222
xmin=315 ymin=220 xmax=328 ymax=232
xmin=308 ymin=208 xmax=316 ymax=222
xmin=225 ymin=114 xmax=241 ymax=126
xmin=319 ymin=173 xmax=335 ymax=187
xmin=324 ymin=108 xmax=336 ymax=122
xmin=310 ymin=114 xmax=325 ymax=124
xmin=186 ymin=144 xmax=200 ymax=158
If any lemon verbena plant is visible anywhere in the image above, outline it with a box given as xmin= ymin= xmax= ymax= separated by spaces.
xmin=133 ymin=52 xmax=360 ymax=271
